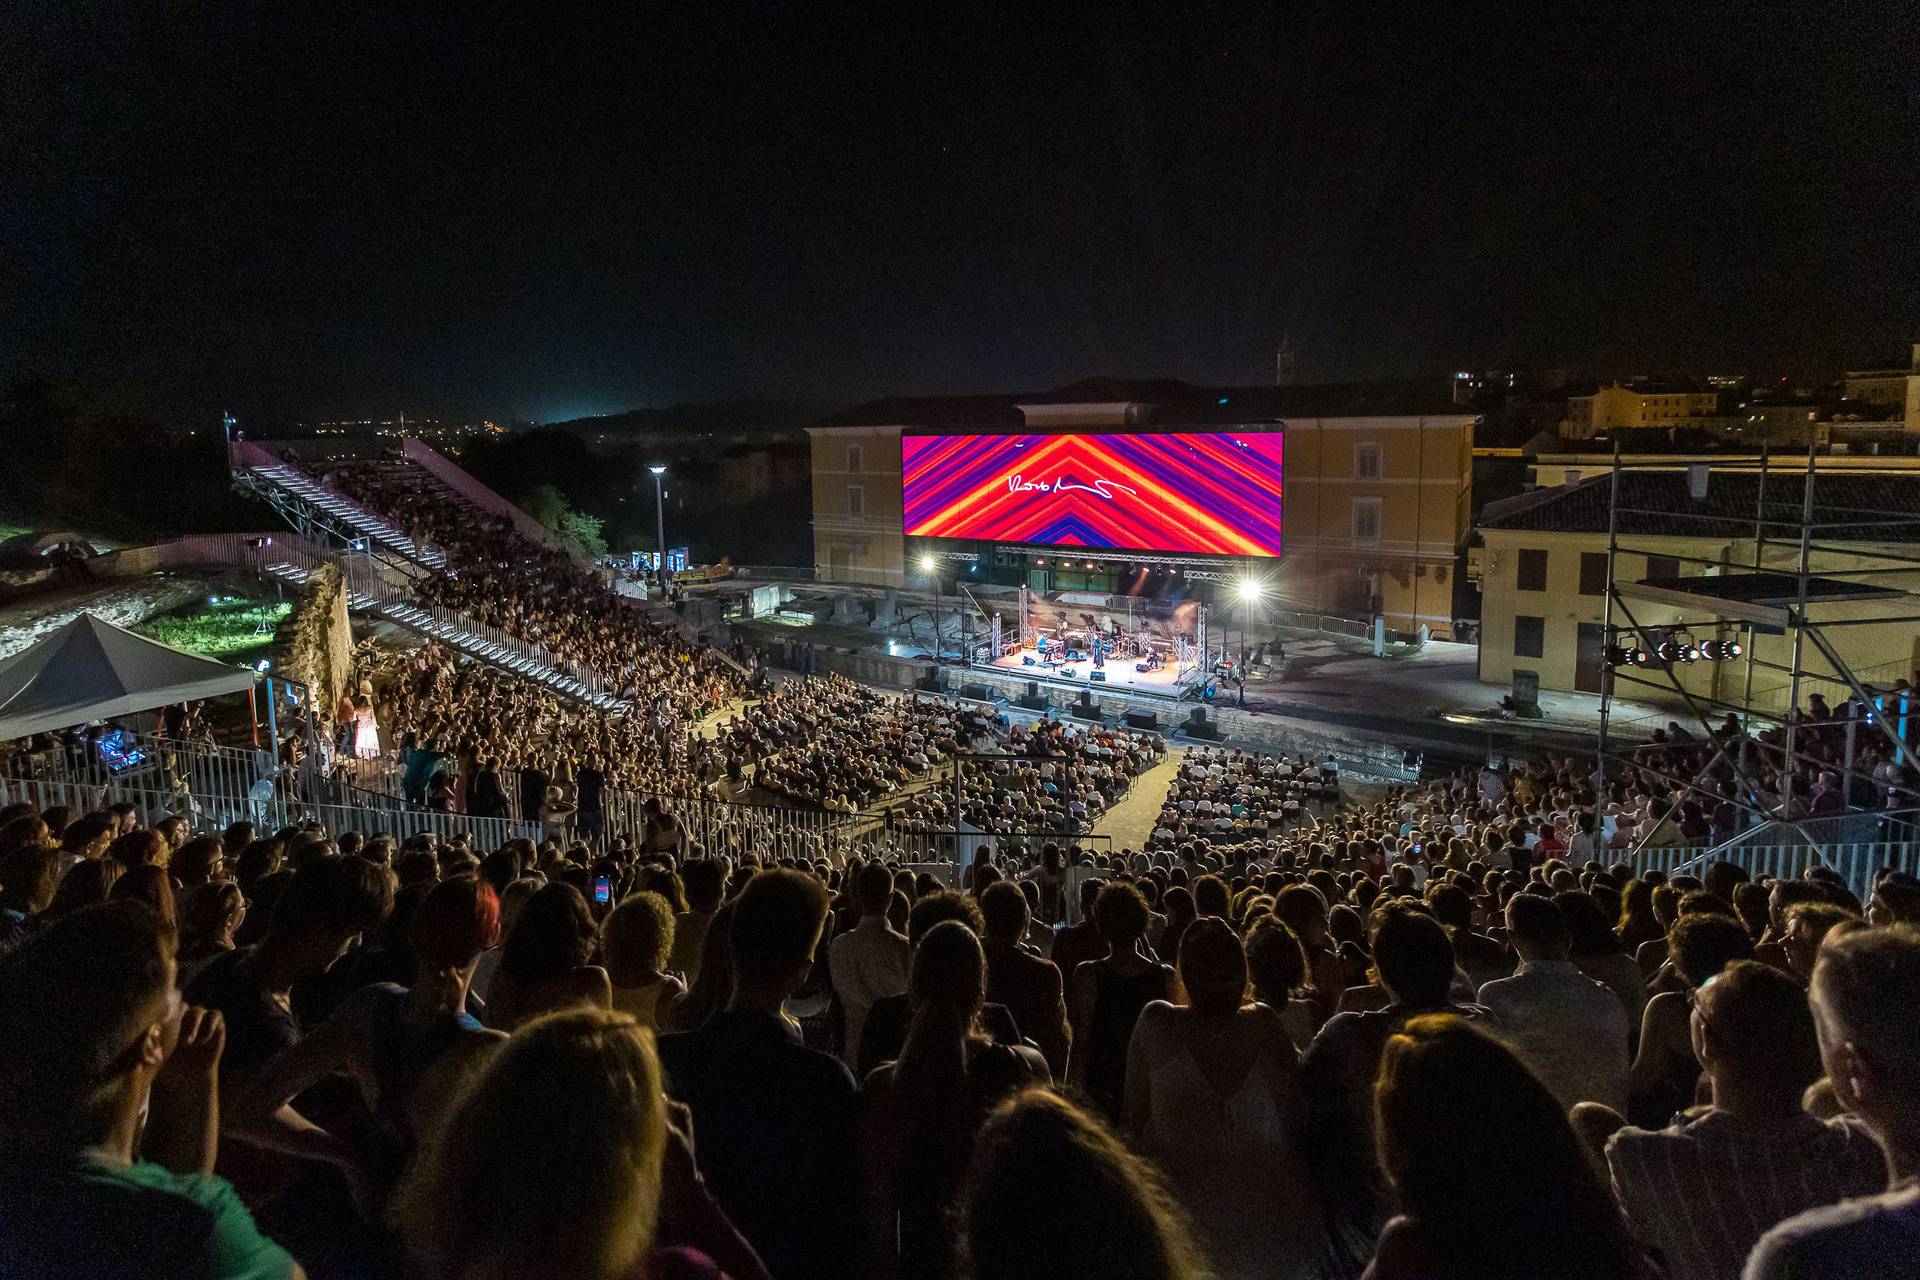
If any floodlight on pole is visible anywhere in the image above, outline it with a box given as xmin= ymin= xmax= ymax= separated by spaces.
xmin=1237 ymin=579 xmax=1262 ymax=602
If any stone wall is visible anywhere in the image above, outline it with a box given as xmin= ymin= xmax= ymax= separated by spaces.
xmin=281 ymin=562 xmax=354 ymax=725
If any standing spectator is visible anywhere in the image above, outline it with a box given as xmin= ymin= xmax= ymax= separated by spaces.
xmin=1477 ymin=894 xmax=1631 ymax=1112
xmin=1746 ymin=925 xmax=1920 ymax=1279
xmin=859 ymin=921 xmax=1046 ymax=1279
xmin=1126 ymin=919 xmax=1323 ymax=1280
xmin=978 ymin=881 xmax=1070 ymax=1077
xmin=393 ymin=1008 xmax=767 ymax=1280
xmin=958 ymin=1089 xmax=1212 ymax=1280
xmin=483 ymin=882 xmax=611 ymax=1033
xmin=658 ymin=870 xmax=859 ymax=1280
xmin=670 ymin=860 xmax=727 ymax=986
xmin=828 ymin=864 xmax=911 ymax=1068
xmin=1067 ymin=882 xmax=1175 ymax=1121
xmin=0 ymin=902 xmax=300 ymax=1279
xmin=1368 ymin=1015 xmax=1647 ymax=1280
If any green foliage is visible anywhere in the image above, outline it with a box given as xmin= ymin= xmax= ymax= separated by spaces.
xmin=557 ymin=508 xmax=608 ymax=559
xmin=133 ymin=597 xmax=291 ymax=661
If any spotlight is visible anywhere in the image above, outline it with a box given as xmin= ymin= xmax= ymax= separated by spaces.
xmin=1237 ymin=579 xmax=1262 ymax=602
xmin=1630 ymin=648 xmax=1659 ymax=667
xmin=1604 ymin=645 xmax=1636 ymax=667
xmin=919 ymin=554 xmax=936 ymax=573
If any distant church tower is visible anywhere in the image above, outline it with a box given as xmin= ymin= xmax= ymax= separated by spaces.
xmin=1274 ymin=335 xmax=1297 ymax=386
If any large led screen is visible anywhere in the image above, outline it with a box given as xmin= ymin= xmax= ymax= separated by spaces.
xmin=903 ymin=432 xmax=1283 ymax=557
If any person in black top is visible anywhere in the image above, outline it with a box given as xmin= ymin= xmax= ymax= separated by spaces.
xmin=857 ymin=891 xmax=1023 ymax=1080
xmin=657 ymin=869 xmax=859 ymax=1280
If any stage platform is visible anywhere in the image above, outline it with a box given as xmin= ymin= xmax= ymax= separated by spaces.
xmin=985 ymin=647 xmax=1192 ymax=700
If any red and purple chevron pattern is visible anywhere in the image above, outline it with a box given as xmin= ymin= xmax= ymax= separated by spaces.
xmin=903 ymin=432 xmax=1284 ymax=557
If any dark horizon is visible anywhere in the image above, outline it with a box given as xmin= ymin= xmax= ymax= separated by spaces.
xmin=5 ymin=2 xmax=1916 ymax=428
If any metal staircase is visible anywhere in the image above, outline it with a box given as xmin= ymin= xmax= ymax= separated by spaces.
xmin=154 ymin=533 xmax=628 ymax=714
xmin=229 ymin=440 xmax=446 ymax=572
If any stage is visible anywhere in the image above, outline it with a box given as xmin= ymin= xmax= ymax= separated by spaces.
xmin=984 ymin=646 xmax=1193 ymax=700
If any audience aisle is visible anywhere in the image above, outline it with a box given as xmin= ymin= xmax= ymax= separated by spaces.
xmin=1090 ymin=748 xmax=1185 ymax=852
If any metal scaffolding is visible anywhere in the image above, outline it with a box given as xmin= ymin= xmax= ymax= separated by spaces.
xmin=1593 ymin=441 xmax=1920 ymax=857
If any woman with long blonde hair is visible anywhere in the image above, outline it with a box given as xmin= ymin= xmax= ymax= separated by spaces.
xmin=394 ymin=1008 xmax=764 ymax=1280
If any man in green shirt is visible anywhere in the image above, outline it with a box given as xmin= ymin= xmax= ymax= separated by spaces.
xmin=0 ymin=899 xmax=302 ymax=1279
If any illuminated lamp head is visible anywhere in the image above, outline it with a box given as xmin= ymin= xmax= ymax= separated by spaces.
xmin=1237 ymin=579 xmax=1263 ymax=603
xmin=920 ymin=554 xmax=937 ymax=573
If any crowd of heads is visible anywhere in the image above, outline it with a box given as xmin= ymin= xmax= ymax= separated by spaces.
xmin=892 ymin=716 xmax=1163 ymax=838
xmin=4 ymin=778 xmax=1916 ymax=1279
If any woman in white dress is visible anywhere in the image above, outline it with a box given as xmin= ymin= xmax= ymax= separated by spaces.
xmin=1125 ymin=918 xmax=1325 ymax=1280
xmin=352 ymin=691 xmax=381 ymax=760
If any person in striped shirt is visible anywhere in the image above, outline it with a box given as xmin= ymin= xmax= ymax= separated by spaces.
xmin=1606 ymin=960 xmax=1885 ymax=1280
xmin=1744 ymin=925 xmax=1920 ymax=1279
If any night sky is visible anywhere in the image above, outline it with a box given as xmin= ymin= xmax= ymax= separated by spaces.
xmin=4 ymin=2 xmax=1915 ymax=426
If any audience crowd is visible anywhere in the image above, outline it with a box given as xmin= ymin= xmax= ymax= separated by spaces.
xmin=3 ymin=780 xmax=1918 ymax=1280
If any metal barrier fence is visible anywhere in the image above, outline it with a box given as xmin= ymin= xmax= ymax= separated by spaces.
xmin=3 ymin=730 xmax=539 ymax=849
xmin=1633 ymin=840 xmax=1918 ymax=902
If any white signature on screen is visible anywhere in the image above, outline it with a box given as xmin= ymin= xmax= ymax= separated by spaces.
xmin=1006 ymin=474 xmax=1139 ymax=500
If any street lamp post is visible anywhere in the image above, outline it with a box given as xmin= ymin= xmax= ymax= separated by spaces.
xmin=648 ymin=465 xmax=668 ymax=597
xmin=1236 ymin=578 xmax=1262 ymax=705
xmin=920 ymin=553 xmax=941 ymax=663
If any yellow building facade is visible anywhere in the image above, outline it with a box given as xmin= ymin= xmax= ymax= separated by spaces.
xmin=805 ymin=382 xmax=1477 ymax=637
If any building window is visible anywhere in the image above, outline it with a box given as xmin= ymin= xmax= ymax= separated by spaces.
xmin=1647 ymin=554 xmax=1679 ymax=581
xmin=847 ymin=485 xmax=864 ymax=518
xmin=1578 ymin=551 xmax=1608 ymax=596
xmin=1517 ymin=548 xmax=1548 ymax=591
xmin=846 ymin=443 xmax=863 ymax=472
xmin=1514 ymin=615 xmax=1545 ymax=658
xmin=1354 ymin=442 xmax=1382 ymax=480
xmin=1352 ymin=498 xmax=1382 ymax=544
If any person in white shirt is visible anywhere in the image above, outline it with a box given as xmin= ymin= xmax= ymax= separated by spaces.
xmin=1744 ymin=924 xmax=1920 ymax=1280
xmin=827 ymin=864 xmax=910 ymax=1069
xmin=1478 ymin=892 xmax=1630 ymax=1112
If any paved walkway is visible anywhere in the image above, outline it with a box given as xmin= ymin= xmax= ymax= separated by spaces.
xmin=1092 ymin=748 xmax=1185 ymax=853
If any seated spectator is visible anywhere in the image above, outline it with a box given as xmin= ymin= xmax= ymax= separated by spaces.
xmin=1603 ymin=961 xmax=1884 ymax=1280
xmin=958 ymin=1089 xmax=1211 ymax=1280
xmin=657 ymin=870 xmax=858 ymax=1280
xmin=1477 ymin=893 xmax=1630 ymax=1112
xmin=1369 ymin=1014 xmax=1647 ymax=1280
xmin=1746 ymin=924 xmax=1920 ymax=1279
xmin=1245 ymin=917 xmax=1321 ymax=1051
xmin=1126 ymin=919 xmax=1323 ymax=1280
xmin=0 ymin=901 xmax=300 ymax=1279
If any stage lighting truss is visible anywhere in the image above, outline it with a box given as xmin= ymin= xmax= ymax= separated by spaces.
xmin=1605 ymin=629 xmax=1742 ymax=669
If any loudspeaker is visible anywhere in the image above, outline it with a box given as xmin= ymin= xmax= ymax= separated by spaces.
xmin=1016 ymin=693 xmax=1050 ymax=711
xmin=960 ymin=683 xmax=991 ymax=701
xmin=1185 ymin=708 xmax=1222 ymax=740
xmin=1026 ymin=681 xmax=1040 ymax=698
xmin=1070 ymin=696 xmax=1104 ymax=723
xmin=1123 ymin=710 xmax=1159 ymax=731
xmin=1090 ymin=670 xmax=1107 ymax=683
xmin=914 ymin=675 xmax=942 ymax=692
